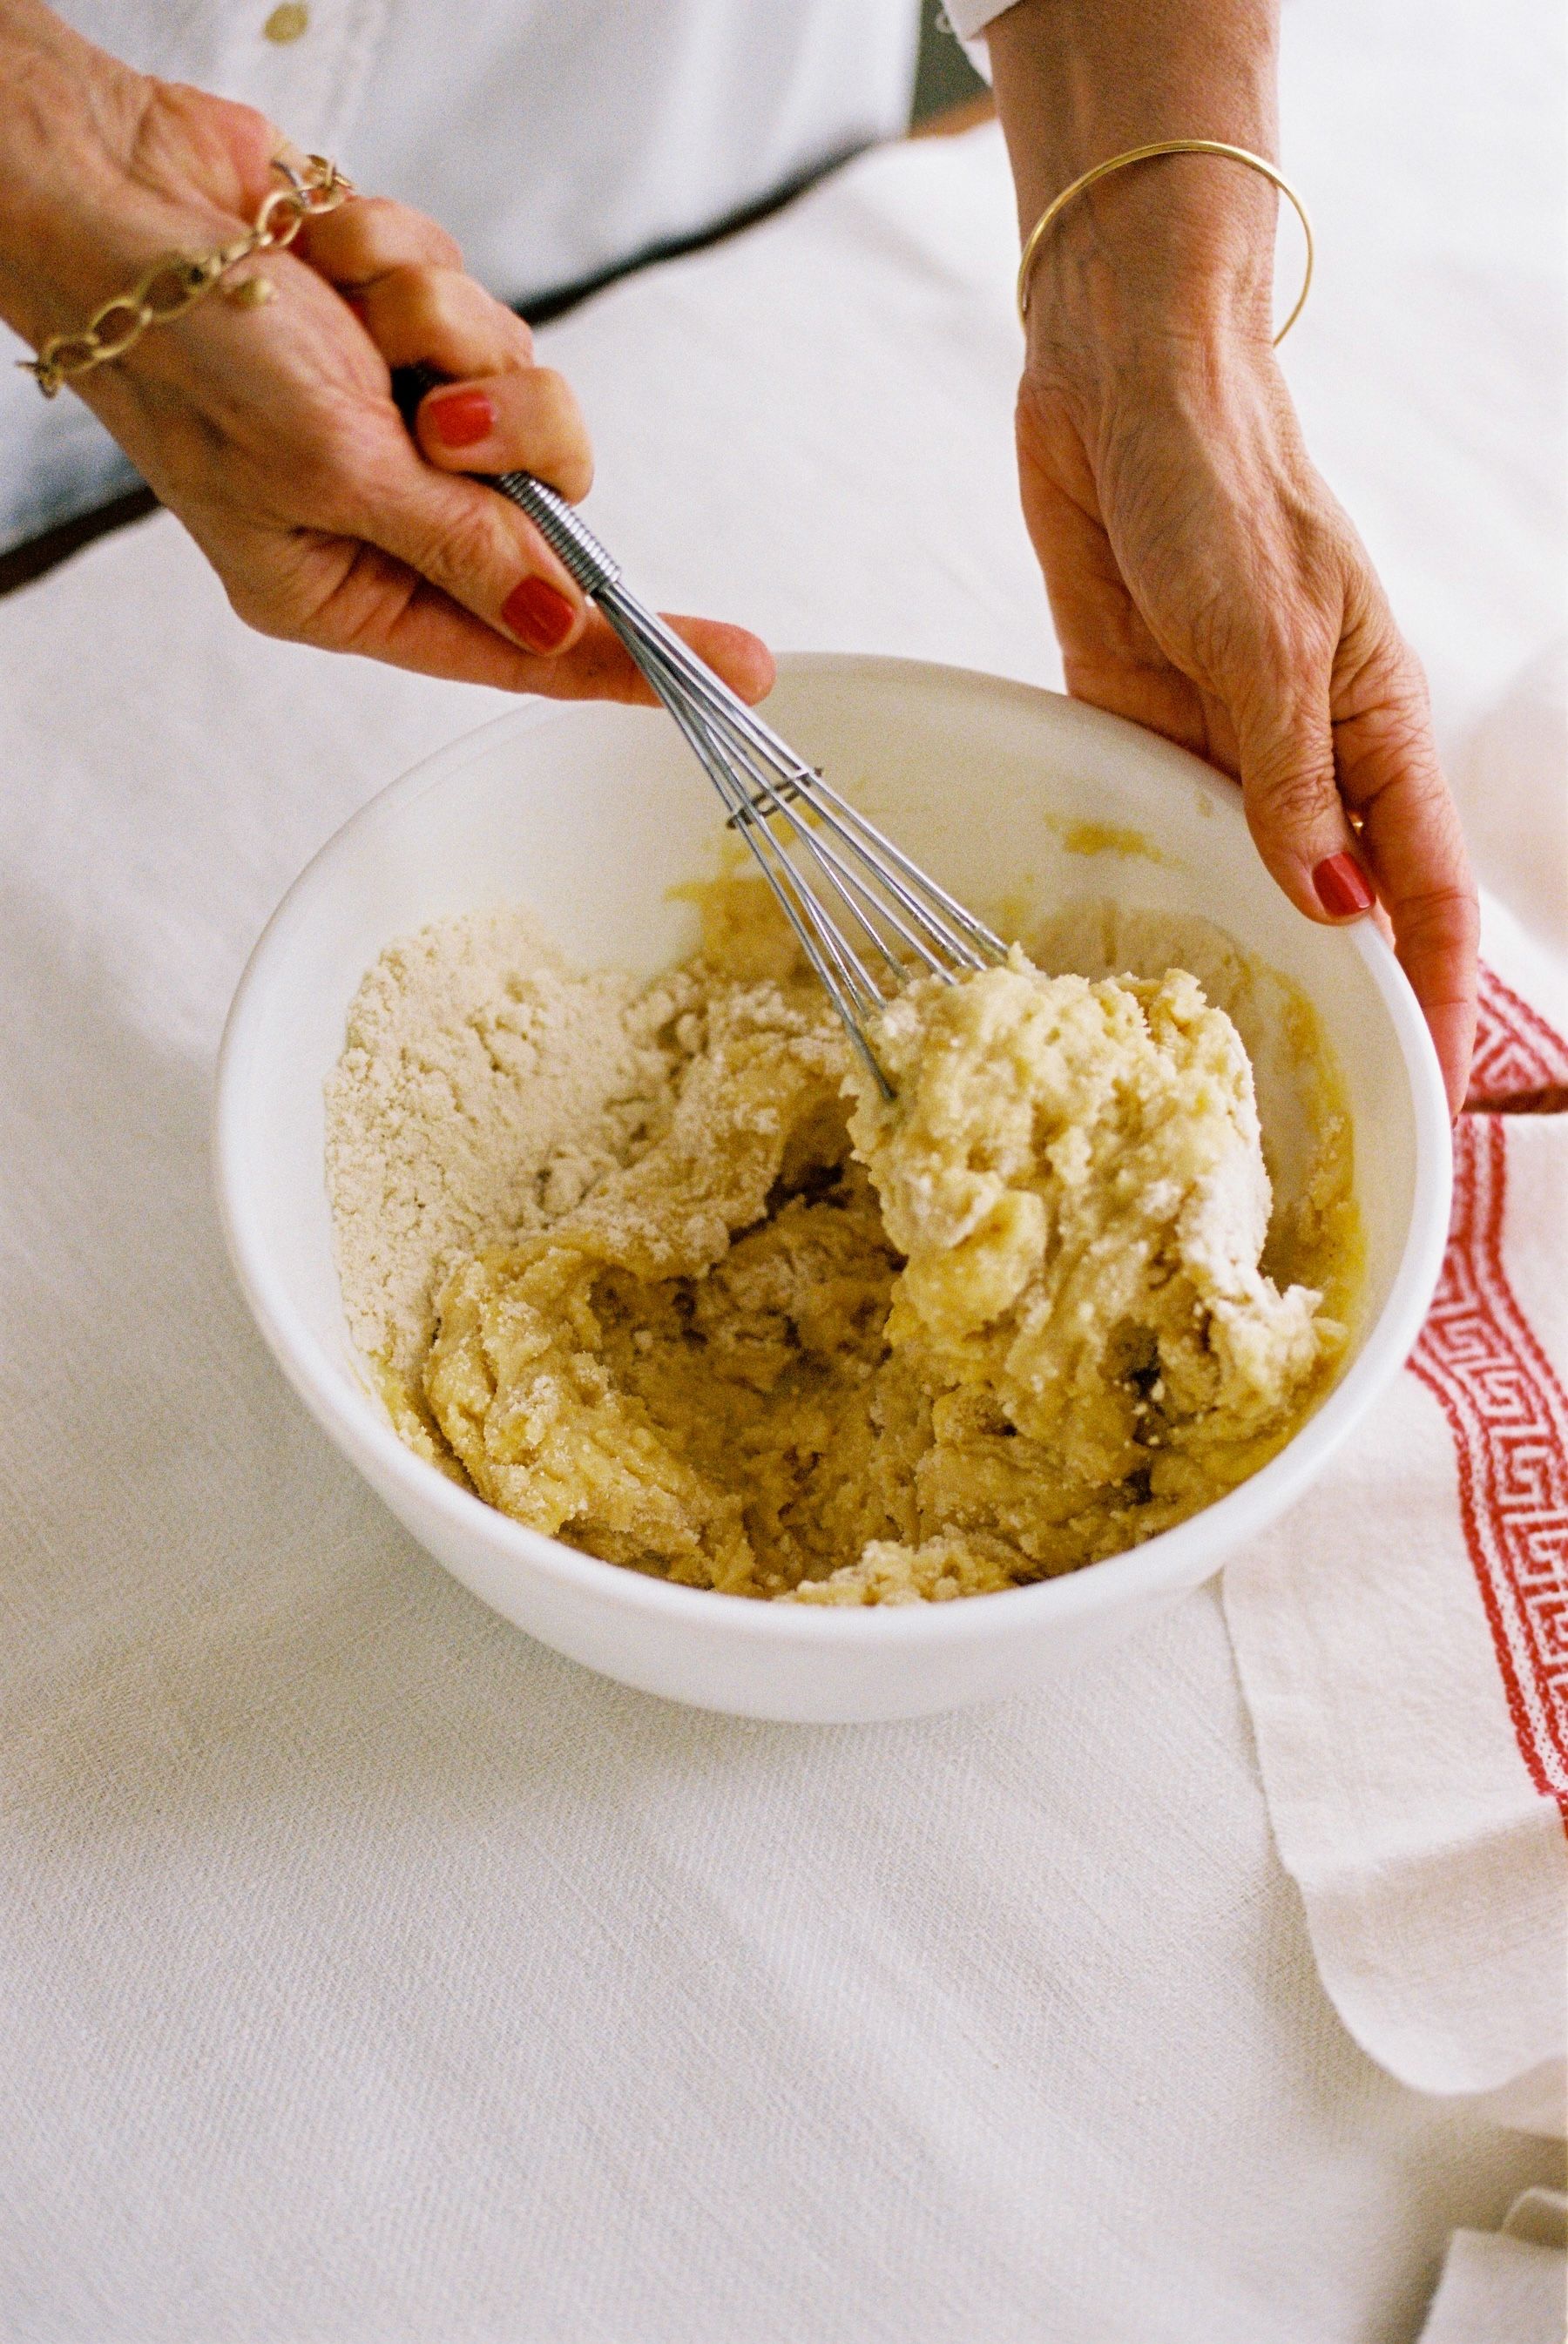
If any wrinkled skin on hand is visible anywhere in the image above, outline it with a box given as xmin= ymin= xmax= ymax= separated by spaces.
xmin=1015 ymin=336 xmax=1477 ymax=1114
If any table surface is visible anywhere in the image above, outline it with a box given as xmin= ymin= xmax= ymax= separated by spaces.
xmin=2 ymin=5 xmax=1563 ymax=2337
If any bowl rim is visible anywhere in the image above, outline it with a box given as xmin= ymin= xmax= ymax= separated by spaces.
xmin=213 ymin=652 xmax=1453 ymax=1645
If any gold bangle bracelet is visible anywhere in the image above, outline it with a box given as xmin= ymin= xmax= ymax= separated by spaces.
xmin=1015 ymin=138 xmax=1314 ymax=346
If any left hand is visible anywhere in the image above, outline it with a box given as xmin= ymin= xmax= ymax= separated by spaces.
xmin=0 ymin=41 xmax=772 ymax=707
xmin=1016 ymin=325 xmax=1478 ymax=1115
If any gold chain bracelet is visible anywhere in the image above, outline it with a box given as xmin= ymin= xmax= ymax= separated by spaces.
xmin=20 ymin=152 xmax=355 ymax=399
xmin=1016 ymin=138 xmax=1314 ymax=346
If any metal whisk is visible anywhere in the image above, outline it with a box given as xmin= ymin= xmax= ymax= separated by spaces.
xmin=436 ymin=398 xmax=1008 ymax=1094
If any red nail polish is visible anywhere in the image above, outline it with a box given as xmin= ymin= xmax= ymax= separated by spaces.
xmin=1313 ymin=851 xmax=1375 ymax=918
xmin=502 ymin=576 xmax=576 ymax=652
xmin=427 ymin=388 xmax=495 ymax=449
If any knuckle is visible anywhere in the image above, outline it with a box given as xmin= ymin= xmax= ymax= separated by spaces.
xmin=225 ymin=576 xmax=302 ymax=645
xmin=368 ymin=266 xmax=523 ymax=374
xmin=375 ymin=260 xmax=449 ymax=334
xmin=1398 ymin=877 xmax=1480 ymax=952
xmin=130 ymin=84 xmax=279 ymax=206
xmin=1338 ymin=610 xmax=1423 ymax=708
xmin=1341 ymin=699 xmax=1454 ymax=824
xmin=1395 ymin=637 xmax=1433 ymax=699
xmin=409 ymin=497 xmax=504 ymax=595
xmin=524 ymin=368 xmax=593 ymax=494
xmin=344 ymin=198 xmax=463 ymax=276
xmin=218 ymin=98 xmax=278 ymax=167
xmin=528 ymin=365 xmax=577 ymax=415
xmin=1387 ymin=650 xmax=1437 ymax=737
xmin=1250 ymin=759 xmax=1336 ymax=838
xmin=1387 ymin=707 xmax=1442 ymax=781
xmin=346 ymin=194 xmax=402 ymax=246
xmin=416 ymin=215 xmax=466 ymax=270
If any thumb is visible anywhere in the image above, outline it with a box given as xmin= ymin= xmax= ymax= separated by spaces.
xmin=1236 ymin=685 xmax=1376 ymax=928
xmin=366 ymin=444 xmax=591 ymax=657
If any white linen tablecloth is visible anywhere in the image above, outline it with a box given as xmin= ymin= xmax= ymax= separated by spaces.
xmin=2 ymin=4 xmax=1564 ymax=2336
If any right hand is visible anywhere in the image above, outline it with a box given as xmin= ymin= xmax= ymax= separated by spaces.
xmin=0 ymin=17 xmax=774 ymax=702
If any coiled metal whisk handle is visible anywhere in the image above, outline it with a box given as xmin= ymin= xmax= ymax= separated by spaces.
xmin=489 ymin=469 xmax=621 ymax=600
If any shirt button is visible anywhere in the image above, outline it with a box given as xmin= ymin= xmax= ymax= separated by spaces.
xmin=263 ymin=3 xmax=309 ymax=40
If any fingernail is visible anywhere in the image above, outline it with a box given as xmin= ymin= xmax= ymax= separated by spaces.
xmin=427 ymin=388 xmax=496 ymax=449
xmin=1312 ymin=851 xmax=1375 ymax=918
xmin=502 ymin=575 xmax=576 ymax=652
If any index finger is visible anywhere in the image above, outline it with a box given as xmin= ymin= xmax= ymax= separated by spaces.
xmin=1335 ymin=658 xmax=1479 ymax=1115
xmin=294 ymin=193 xmax=467 ymax=288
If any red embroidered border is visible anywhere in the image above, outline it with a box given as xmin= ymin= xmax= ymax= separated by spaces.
xmin=1410 ymin=968 xmax=1568 ymax=1819
xmin=1467 ymin=963 xmax=1568 ymax=1108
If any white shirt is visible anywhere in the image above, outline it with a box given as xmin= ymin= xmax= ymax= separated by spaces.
xmin=0 ymin=0 xmax=936 ymax=550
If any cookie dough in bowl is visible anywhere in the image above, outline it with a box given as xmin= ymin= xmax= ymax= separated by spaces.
xmin=214 ymin=656 xmax=1450 ymax=1719
xmin=327 ymin=879 xmax=1355 ymax=1608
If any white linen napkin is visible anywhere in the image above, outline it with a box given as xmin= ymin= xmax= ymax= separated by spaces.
xmin=1223 ymin=655 xmax=1568 ymax=2142
xmin=1416 ymin=2187 xmax=1567 ymax=2344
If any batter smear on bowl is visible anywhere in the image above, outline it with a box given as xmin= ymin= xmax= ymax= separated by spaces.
xmin=328 ymin=883 xmax=1353 ymax=1603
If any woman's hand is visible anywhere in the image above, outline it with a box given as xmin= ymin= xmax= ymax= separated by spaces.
xmin=0 ymin=8 xmax=772 ymax=704
xmin=1016 ymin=335 xmax=1477 ymax=1112
xmin=988 ymin=0 xmax=1479 ymax=1115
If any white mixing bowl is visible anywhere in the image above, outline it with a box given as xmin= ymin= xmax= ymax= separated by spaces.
xmin=215 ymin=655 xmax=1451 ymax=1722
